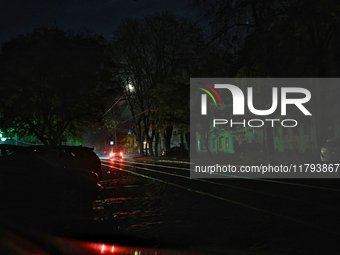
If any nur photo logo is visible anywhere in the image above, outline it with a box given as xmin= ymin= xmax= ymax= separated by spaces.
xmin=199 ymin=83 xmax=311 ymax=117
xmin=196 ymin=82 xmax=222 ymax=115
xmin=194 ymin=79 xmax=313 ymax=129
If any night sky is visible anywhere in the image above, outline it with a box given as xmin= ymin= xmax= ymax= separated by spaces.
xmin=0 ymin=0 xmax=203 ymax=46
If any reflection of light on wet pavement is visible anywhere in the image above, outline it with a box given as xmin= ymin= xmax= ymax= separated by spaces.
xmin=113 ymin=211 xmax=139 ymax=218
xmin=94 ymin=217 xmax=105 ymax=221
xmin=93 ymin=199 xmax=104 ymax=202
xmin=105 ymin=197 xmax=133 ymax=204
xmin=93 ymin=206 xmax=105 ymax=210
xmin=90 ymin=243 xmax=115 ymax=254
xmin=93 ymin=197 xmax=140 ymax=221
xmin=127 ymin=220 xmax=183 ymax=230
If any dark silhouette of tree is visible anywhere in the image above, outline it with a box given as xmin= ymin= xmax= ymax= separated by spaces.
xmin=193 ymin=0 xmax=340 ymax=154
xmin=111 ymin=12 xmax=204 ymax=155
xmin=0 ymin=27 xmax=117 ymax=145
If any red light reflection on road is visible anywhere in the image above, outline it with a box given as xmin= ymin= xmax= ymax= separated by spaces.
xmin=109 ymin=158 xmax=123 ymax=161
xmin=90 ymin=243 xmax=115 ymax=254
xmin=100 ymin=244 xmax=114 ymax=253
xmin=106 ymin=160 xmax=128 ymax=183
xmin=106 ymin=197 xmax=129 ymax=203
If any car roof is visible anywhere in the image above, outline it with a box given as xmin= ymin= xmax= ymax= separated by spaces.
xmin=0 ymin=144 xmax=29 ymax=150
xmin=29 ymin=145 xmax=94 ymax=151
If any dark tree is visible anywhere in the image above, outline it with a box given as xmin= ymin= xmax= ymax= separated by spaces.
xmin=0 ymin=27 xmax=117 ymax=145
xmin=111 ymin=12 xmax=204 ymax=155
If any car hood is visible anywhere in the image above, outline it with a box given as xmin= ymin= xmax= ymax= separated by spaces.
xmin=0 ymin=221 xmax=205 ymax=255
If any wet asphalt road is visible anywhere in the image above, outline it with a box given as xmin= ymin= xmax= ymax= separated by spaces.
xmin=74 ymin=158 xmax=340 ymax=255
xmin=4 ymin=156 xmax=340 ymax=255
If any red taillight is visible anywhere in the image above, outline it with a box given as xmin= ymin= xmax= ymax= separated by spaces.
xmin=120 ymin=152 xmax=123 ymax=156
xmin=109 ymin=152 xmax=114 ymax=157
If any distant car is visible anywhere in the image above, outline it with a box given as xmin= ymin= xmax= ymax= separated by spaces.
xmin=320 ymin=138 xmax=340 ymax=162
xmin=0 ymin=144 xmax=103 ymax=214
xmin=162 ymin=147 xmax=189 ymax=157
xmin=109 ymin=149 xmax=124 ymax=159
xmin=29 ymin=145 xmax=103 ymax=180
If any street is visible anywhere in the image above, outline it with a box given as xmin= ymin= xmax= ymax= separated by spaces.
xmin=3 ymin=156 xmax=339 ymax=254
xmin=64 ymin=157 xmax=340 ymax=254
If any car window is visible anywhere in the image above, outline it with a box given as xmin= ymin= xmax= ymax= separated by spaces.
xmin=66 ymin=148 xmax=88 ymax=157
xmin=0 ymin=148 xmax=43 ymax=168
xmin=5 ymin=149 xmax=26 ymax=157
xmin=0 ymin=149 xmax=11 ymax=166
xmin=33 ymin=148 xmax=60 ymax=158
xmin=0 ymin=149 xmax=15 ymax=157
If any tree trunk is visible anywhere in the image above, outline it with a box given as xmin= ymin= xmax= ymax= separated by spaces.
xmin=163 ymin=126 xmax=173 ymax=150
xmin=180 ymin=133 xmax=184 ymax=157
xmin=185 ymin=131 xmax=190 ymax=156
xmin=202 ymin=136 xmax=213 ymax=160
xmin=155 ymin=131 xmax=160 ymax=157
xmin=149 ymin=129 xmax=155 ymax=156
xmin=265 ymin=125 xmax=275 ymax=154
xmin=136 ymin=125 xmax=143 ymax=156
xmin=139 ymin=141 xmax=144 ymax=156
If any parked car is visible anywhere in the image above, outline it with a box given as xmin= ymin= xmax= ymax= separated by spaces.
xmin=320 ymin=138 xmax=340 ymax=162
xmin=109 ymin=148 xmax=124 ymax=159
xmin=162 ymin=146 xmax=189 ymax=157
xmin=0 ymin=144 xmax=103 ymax=215
xmin=29 ymin=145 xmax=103 ymax=180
